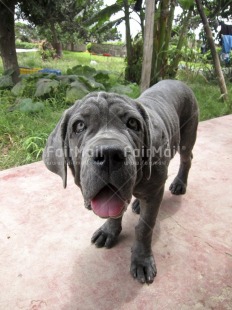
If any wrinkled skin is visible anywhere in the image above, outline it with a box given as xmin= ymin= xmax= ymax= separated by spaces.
xmin=43 ymin=80 xmax=198 ymax=284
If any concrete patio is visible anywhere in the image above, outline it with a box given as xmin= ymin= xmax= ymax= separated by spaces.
xmin=0 ymin=115 xmax=232 ymax=310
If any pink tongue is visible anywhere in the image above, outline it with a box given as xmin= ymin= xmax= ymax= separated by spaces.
xmin=91 ymin=187 xmax=125 ymax=218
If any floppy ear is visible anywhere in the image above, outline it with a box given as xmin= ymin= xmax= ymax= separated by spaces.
xmin=43 ymin=107 xmax=72 ymax=188
xmin=135 ymin=103 xmax=152 ymax=180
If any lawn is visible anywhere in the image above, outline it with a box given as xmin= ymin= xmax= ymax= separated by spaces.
xmin=0 ymin=50 xmax=232 ymax=170
xmin=17 ymin=50 xmax=126 ymax=77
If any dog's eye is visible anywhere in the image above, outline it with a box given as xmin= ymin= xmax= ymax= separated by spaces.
xmin=74 ymin=121 xmax=86 ymax=133
xmin=127 ymin=118 xmax=140 ymax=131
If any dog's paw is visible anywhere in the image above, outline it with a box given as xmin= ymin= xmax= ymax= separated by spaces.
xmin=91 ymin=222 xmax=122 ymax=248
xmin=130 ymin=253 xmax=157 ymax=284
xmin=169 ymin=178 xmax=186 ymax=195
xmin=132 ymin=199 xmax=140 ymax=214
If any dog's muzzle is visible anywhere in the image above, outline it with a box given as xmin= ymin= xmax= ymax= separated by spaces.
xmin=80 ymin=139 xmax=135 ymax=219
xmin=89 ymin=144 xmax=128 ymax=218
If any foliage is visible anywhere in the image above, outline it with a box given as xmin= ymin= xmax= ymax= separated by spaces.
xmin=15 ymin=22 xmax=40 ymax=43
xmin=15 ymin=40 xmax=39 ymax=49
xmin=86 ymin=43 xmax=92 ymax=53
xmin=19 ymin=0 xmax=83 ymax=27
xmin=200 ymin=0 xmax=232 ymax=19
xmin=177 ymin=69 xmax=232 ymax=119
xmin=39 ymin=41 xmax=56 ymax=60
xmin=34 ymin=78 xmax=59 ymax=97
xmin=0 ymin=96 xmax=62 ymax=168
xmin=0 ymin=70 xmax=14 ymax=89
xmin=13 ymin=98 xmax=44 ymax=113
xmin=0 ymin=75 xmax=14 ymax=89
xmin=23 ymin=134 xmax=48 ymax=160
xmin=77 ymin=1 xmax=122 ymax=43
xmin=125 ymin=35 xmax=143 ymax=84
xmin=18 ymin=0 xmax=88 ymax=56
xmin=6 ymin=62 xmax=135 ymax=106
xmin=18 ymin=0 xmax=121 ymax=47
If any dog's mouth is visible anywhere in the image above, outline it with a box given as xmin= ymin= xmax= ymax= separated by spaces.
xmin=91 ymin=185 xmax=128 ymax=219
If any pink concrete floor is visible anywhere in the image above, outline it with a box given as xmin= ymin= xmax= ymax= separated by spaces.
xmin=0 ymin=115 xmax=232 ymax=310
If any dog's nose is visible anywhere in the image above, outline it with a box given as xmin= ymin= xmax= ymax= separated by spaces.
xmin=92 ymin=145 xmax=125 ymax=170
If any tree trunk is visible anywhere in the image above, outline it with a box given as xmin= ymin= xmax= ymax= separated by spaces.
xmin=195 ymin=0 xmax=228 ymax=101
xmin=139 ymin=9 xmax=145 ymax=41
xmin=50 ymin=22 xmax=62 ymax=58
xmin=71 ymin=42 xmax=74 ymax=51
xmin=0 ymin=0 xmax=20 ymax=84
xmin=124 ymin=0 xmax=133 ymax=81
xmin=150 ymin=0 xmax=170 ymax=85
xmin=162 ymin=0 xmax=175 ymax=76
xmin=169 ymin=8 xmax=192 ymax=78
xmin=140 ymin=0 xmax=155 ymax=92
xmin=150 ymin=1 xmax=161 ymax=85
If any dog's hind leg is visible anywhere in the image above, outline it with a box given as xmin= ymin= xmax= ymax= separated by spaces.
xmin=169 ymin=110 xmax=198 ymax=195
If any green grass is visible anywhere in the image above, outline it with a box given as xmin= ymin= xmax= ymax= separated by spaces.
xmin=17 ymin=51 xmax=125 ymax=77
xmin=0 ymin=93 xmax=65 ymax=169
xmin=0 ymin=51 xmax=232 ymax=170
xmin=177 ymin=70 xmax=232 ymax=120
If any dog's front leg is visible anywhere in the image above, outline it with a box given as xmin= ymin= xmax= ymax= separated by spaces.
xmin=130 ymin=186 xmax=164 ymax=284
xmin=91 ymin=217 xmax=122 ymax=248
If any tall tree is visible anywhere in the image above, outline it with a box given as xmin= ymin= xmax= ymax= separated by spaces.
xmin=0 ymin=0 xmax=20 ymax=84
xmin=169 ymin=3 xmax=194 ymax=78
xmin=149 ymin=0 xmax=177 ymax=85
xmin=124 ymin=0 xmax=134 ymax=81
xmin=83 ymin=0 xmax=135 ymax=81
xmin=201 ymin=0 xmax=232 ymax=19
xmin=0 ymin=0 xmax=98 ymax=83
xmin=19 ymin=0 xmax=86 ymax=57
xmin=140 ymin=0 xmax=155 ymax=91
xmin=195 ymin=0 xmax=228 ymax=100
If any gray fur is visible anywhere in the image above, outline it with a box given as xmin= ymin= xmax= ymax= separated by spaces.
xmin=43 ymin=79 xmax=198 ymax=284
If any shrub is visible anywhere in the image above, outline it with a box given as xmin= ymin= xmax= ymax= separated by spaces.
xmin=86 ymin=43 xmax=92 ymax=53
xmin=15 ymin=40 xmax=39 ymax=49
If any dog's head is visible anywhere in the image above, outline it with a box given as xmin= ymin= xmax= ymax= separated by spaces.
xmin=43 ymin=92 xmax=152 ymax=219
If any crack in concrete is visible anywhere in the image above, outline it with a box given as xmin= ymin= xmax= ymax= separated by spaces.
xmin=225 ymin=252 xmax=232 ymax=258
xmin=204 ymin=241 xmax=215 ymax=249
xmin=170 ymin=217 xmax=188 ymax=231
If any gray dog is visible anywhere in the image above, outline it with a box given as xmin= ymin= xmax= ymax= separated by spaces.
xmin=43 ymin=80 xmax=198 ymax=284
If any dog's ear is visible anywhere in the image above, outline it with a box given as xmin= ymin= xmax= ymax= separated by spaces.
xmin=43 ymin=107 xmax=73 ymax=188
xmin=135 ymin=102 xmax=152 ymax=180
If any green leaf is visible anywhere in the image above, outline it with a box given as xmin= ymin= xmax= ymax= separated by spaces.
xmin=109 ymin=84 xmax=138 ymax=97
xmin=78 ymin=76 xmax=105 ymax=91
xmin=34 ymin=78 xmax=59 ymax=97
xmin=178 ymin=0 xmax=194 ymax=10
xmin=83 ymin=3 xmax=121 ymax=27
xmin=66 ymin=65 xmax=96 ymax=77
xmin=0 ymin=75 xmax=14 ymax=89
xmin=94 ymin=71 xmax=110 ymax=85
xmin=94 ymin=17 xmax=124 ymax=33
xmin=11 ymin=81 xmax=26 ymax=96
xmin=14 ymin=98 xmax=44 ymax=112
xmin=66 ymin=81 xmax=89 ymax=102
xmin=56 ymin=75 xmax=75 ymax=85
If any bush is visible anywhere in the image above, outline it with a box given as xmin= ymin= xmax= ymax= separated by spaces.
xmin=15 ymin=40 xmax=39 ymax=49
xmin=86 ymin=43 xmax=92 ymax=53
xmin=125 ymin=36 xmax=143 ymax=83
